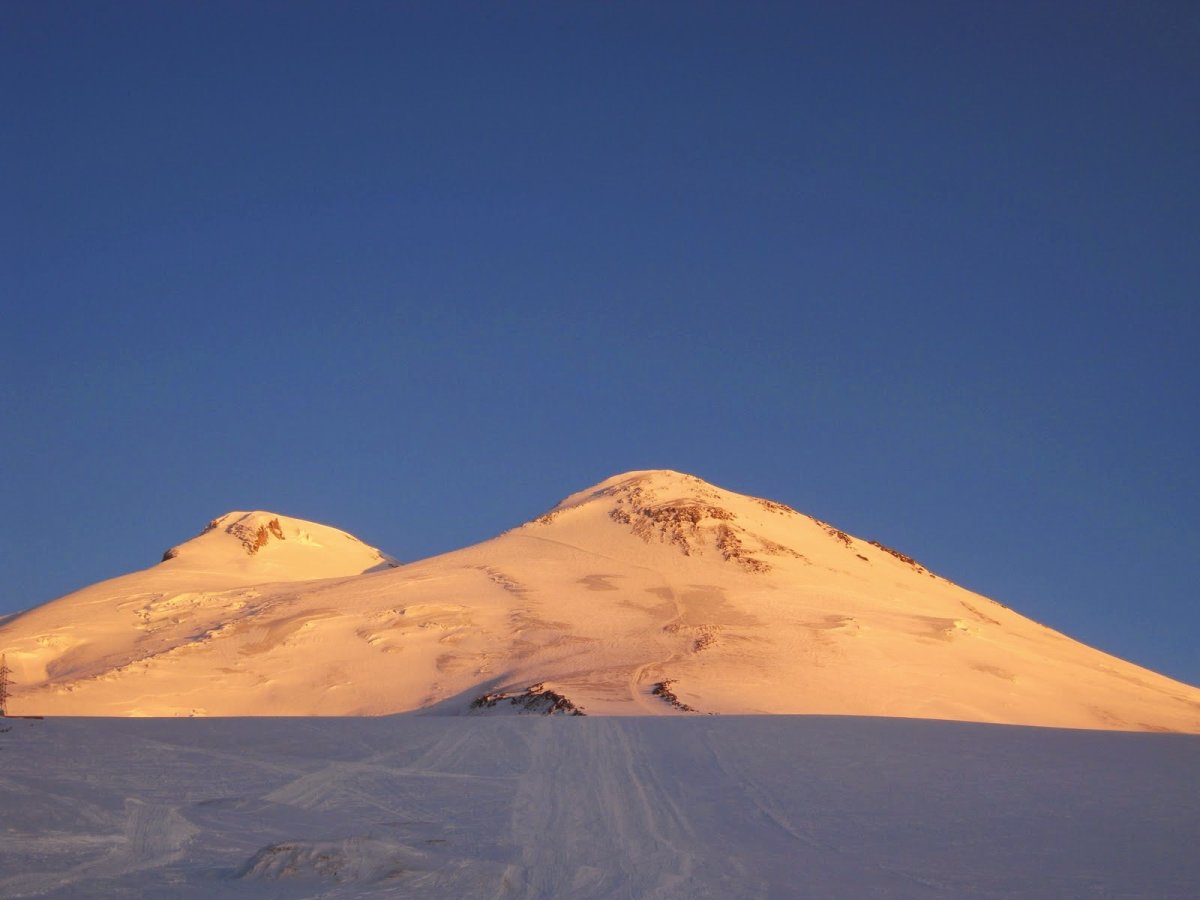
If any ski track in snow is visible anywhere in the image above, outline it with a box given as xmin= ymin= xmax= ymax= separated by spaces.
xmin=508 ymin=718 xmax=698 ymax=898
xmin=1 ymin=715 xmax=1197 ymax=899
xmin=1 ymin=797 xmax=197 ymax=897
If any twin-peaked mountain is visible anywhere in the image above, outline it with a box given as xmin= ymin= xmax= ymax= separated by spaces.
xmin=2 ymin=471 xmax=1197 ymax=731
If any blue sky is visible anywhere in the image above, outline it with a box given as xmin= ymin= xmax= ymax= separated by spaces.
xmin=2 ymin=2 xmax=1197 ymax=685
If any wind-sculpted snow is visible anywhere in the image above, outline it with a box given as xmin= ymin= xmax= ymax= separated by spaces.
xmin=2 ymin=470 xmax=1198 ymax=731
xmin=0 ymin=715 xmax=1196 ymax=898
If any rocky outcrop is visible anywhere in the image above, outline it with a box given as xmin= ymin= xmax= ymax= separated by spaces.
xmin=651 ymin=680 xmax=697 ymax=713
xmin=227 ymin=518 xmax=286 ymax=555
xmin=868 ymin=540 xmax=932 ymax=575
xmin=164 ymin=515 xmax=287 ymax=561
xmin=470 ymin=683 xmax=585 ymax=715
xmin=607 ymin=481 xmax=735 ymax=556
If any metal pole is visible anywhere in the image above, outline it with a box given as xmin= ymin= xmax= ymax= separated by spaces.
xmin=0 ymin=654 xmax=10 ymax=716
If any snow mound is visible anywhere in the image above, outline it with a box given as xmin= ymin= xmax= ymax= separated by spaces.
xmin=159 ymin=510 xmax=399 ymax=578
xmin=240 ymin=836 xmax=426 ymax=884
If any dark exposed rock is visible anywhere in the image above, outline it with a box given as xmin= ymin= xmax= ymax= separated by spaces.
xmin=867 ymin=540 xmax=930 ymax=574
xmin=713 ymin=525 xmax=771 ymax=573
xmin=662 ymin=623 xmax=720 ymax=652
xmin=815 ymin=520 xmax=853 ymax=547
xmin=470 ymin=683 xmax=586 ymax=715
xmin=651 ymin=679 xmax=697 ymax=713
xmin=227 ymin=518 xmax=287 ymax=555
xmin=752 ymin=497 xmax=798 ymax=516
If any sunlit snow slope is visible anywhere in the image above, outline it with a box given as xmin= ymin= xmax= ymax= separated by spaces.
xmin=2 ymin=472 xmax=1197 ymax=730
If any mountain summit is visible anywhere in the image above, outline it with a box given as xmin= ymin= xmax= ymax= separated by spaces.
xmin=530 ymin=469 xmax=894 ymax=575
xmin=1 ymin=471 xmax=1197 ymax=730
xmin=160 ymin=511 xmax=399 ymax=578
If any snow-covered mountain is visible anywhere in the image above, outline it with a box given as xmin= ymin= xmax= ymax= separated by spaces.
xmin=2 ymin=471 xmax=1197 ymax=730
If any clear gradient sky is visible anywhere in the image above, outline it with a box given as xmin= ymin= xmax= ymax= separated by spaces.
xmin=2 ymin=3 xmax=1197 ymax=685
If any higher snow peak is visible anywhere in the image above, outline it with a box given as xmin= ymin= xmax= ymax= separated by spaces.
xmin=528 ymin=469 xmax=810 ymax=574
xmin=546 ymin=469 xmax=748 ymax=514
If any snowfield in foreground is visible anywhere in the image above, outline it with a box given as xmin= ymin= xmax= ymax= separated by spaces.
xmin=1 ymin=715 xmax=1196 ymax=898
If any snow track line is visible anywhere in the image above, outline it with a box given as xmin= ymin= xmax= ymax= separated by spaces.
xmin=507 ymin=720 xmax=699 ymax=898
xmin=0 ymin=798 xmax=197 ymax=898
xmin=508 ymin=533 xmax=668 ymax=579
